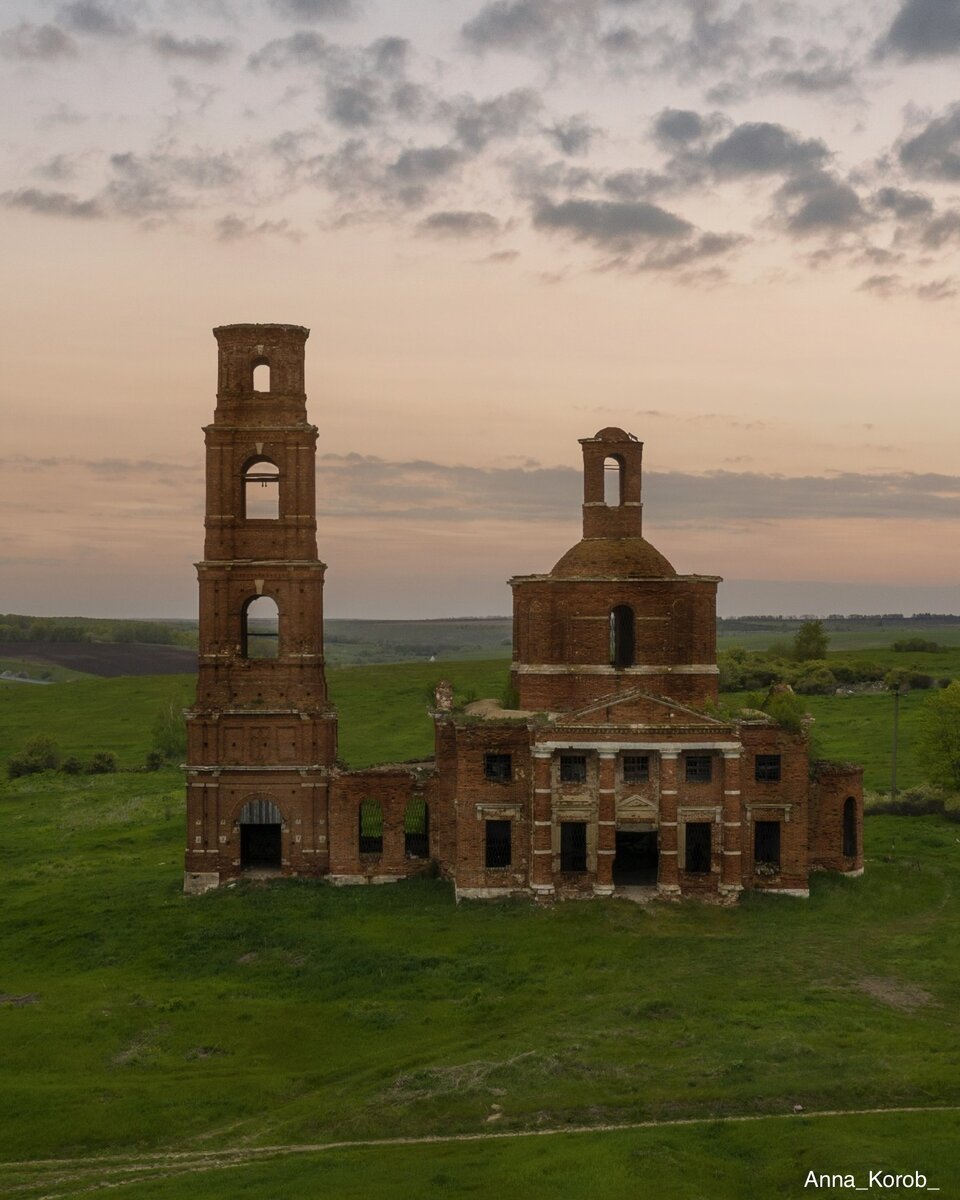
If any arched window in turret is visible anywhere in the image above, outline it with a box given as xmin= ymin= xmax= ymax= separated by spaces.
xmin=243 ymin=457 xmax=279 ymax=520
xmin=604 ymin=454 xmax=624 ymax=506
xmin=241 ymin=595 xmax=279 ymax=659
xmin=252 ymin=358 xmax=270 ymax=392
xmin=610 ymin=605 xmax=635 ymax=668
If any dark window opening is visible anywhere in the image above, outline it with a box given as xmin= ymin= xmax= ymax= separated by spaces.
xmin=485 ymin=819 xmax=511 ymax=869
xmin=359 ymin=797 xmax=383 ymax=855
xmin=252 ymin=358 xmax=270 ymax=392
xmin=604 ymin=454 xmax=624 ymax=506
xmin=613 ymin=830 xmax=658 ymax=886
xmin=610 ymin=605 xmax=635 ymax=669
xmin=754 ymin=820 xmax=781 ymax=871
xmin=560 ymin=753 xmax=587 ymax=784
xmin=243 ymin=457 xmax=279 ymax=520
xmin=755 ymin=754 xmax=781 ymax=782
xmin=842 ymin=796 xmax=857 ymax=857
xmin=240 ymin=824 xmax=281 ymax=868
xmin=241 ymin=595 xmax=279 ymax=659
xmin=404 ymin=795 xmax=429 ymax=858
xmin=685 ymin=754 xmax=712 ymax=783
xmin=484 ymin=752 xmax=512 ymax=783
xmin=684 ymin=822 xmax=712 ymax=873
xmin=560 ymin=821 xmax=588 ymax=872
xmin=623 ymin=754 xmax=649 ymax=783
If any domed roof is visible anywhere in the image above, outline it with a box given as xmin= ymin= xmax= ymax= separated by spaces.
xmin=550 ymin=536 xmax=677 ymax=579
xmin=592 ymin=426 xmax=634 ymax=441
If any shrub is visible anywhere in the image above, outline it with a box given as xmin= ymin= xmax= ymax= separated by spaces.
xmin=793 ymin=664 xmax=837 ymax=695
xmin=944 ymin=796 xmax=960 ymax=824
xmin=87 ymin=751 xmax=117 ymax=774
xmin=151 ymin=699 xmax=186 ymax=762
xmin=60 ymin=756 xmax=84 ymax=775
xmin=7 ymin=735 xmax=61 ymax=778
xmin=865 ymin=784 xmax=946 ymax=816
xmin=144 ymin=750 xmax=165 ymax=772
xmin=892 ymin=637 xmax=942 ymax=652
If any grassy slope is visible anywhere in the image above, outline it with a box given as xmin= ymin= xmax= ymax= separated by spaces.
xmin=1 ymin=667 xmax=959 ymax=1196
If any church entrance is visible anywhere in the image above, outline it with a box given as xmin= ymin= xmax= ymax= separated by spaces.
xmin=613 ymin=829 xmax=658 ymax=885
xmin=238 ymin=797 xmax=283 ymax=870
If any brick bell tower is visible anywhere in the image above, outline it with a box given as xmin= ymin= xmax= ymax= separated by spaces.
xmin=183 ymin=323 xmax=338 ymax=894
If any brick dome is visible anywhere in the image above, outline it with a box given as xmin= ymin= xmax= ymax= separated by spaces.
xmin=550 ymin=536 xmax=677 ymax=579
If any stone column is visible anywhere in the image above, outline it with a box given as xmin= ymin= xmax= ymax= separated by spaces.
xmin=720 ymin=750 xmax=743 ymax=898
xmin=531 ymin=750 xmax=555 ymax=900
xmin=594 ymin=750 xmax=617 ymax=896
xmin=658 ymin=751 xmax=680 ymax=896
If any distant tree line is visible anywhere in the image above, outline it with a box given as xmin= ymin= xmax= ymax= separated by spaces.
xmin=0 ymin=614 xmax=196 ymax=647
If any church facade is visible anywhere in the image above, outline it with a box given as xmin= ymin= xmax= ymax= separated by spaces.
xmin=184 ymin=323 xmax=864 ymax=901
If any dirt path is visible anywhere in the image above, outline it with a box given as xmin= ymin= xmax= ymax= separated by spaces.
xmin=3 ymin=1104 xmax=958 ymax=1199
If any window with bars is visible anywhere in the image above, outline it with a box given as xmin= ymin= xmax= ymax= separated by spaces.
xmin=358 ymin=797 xmax=383 ymax=855
xmin=755 ymin=754 xmax=781 ymax=782
xmin=685 ymin=754 xmax=712 ymax=783
xmin=684 ymin=822 xmax=712 ymax=873
xmin=559 ymin=754 xmax=587 ymax=783
xmin=485 ymin=819 xmax=512 ymax=868
xmin=484 ymin=753 xmax=512 ymax=783
xmin=560 ymin=822 xmax=588 ymax=872
xmin=623 ymin=754 xmax=649 ymax=783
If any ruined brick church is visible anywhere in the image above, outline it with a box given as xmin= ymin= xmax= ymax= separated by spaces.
xmin=184 ymin=323 xmax=864 ymax=900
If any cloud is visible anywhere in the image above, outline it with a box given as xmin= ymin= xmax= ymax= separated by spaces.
xmin=0 ymin=22 xmax=76 ymax=60
xmin=326 ymin=79 xmax=382 ymax=128
xmin=248 ymin=31 xmax=328 ymax=70
xmin=653 ymin=108 xmax=707 ymax=146
xmin=1 ymin=187 xmax=102 ymax=219
xmin=103 ymin=150 xmax=242 ymax=219
xmin=270 ymin=0 xmax=355 ymax=20
xmin=873 ymin=186 xmax=934 ymax=220
xmin=215 ymin=214 xmax=303 ymax=242
xmin=417 ymin=210 xmax=499 ymax=237
xmin=858 ymin=273 xmax=904 ymax=298
xmin=919 ymin=209 xmax=960 ymax=248
xmin=147 ymin=33 xmax=234 ymax=63
xmin=880 ymin=0 xmax=960 ymax=60
xmin=391 ymin=145 xmax=462 ymax=182
xmin=449 ymin=89 xmax=542 ymax=152
xmin=461 ymin=0 xmax=581 ymax=51
xmin=707 ymin=122 xmax=829 ymax=177
xmin=774 ymin=170 xmax=867 ymax=237
xmin=532 ymin=196 xmax=693 ymax=247
xmin=312 ymin=454 xmax=960 ymax=525
xmin=914 ymin=277 xmax=958 ymax=301
xmin=898 ymin=104 xmax=960 ymax=182
xmin=858 ymin=273 xmax=958 ymax=301
xmin=57 ymin=2 xmax=135 ymax=38
xmin=545 ymin=115 xmax=597 ymax=156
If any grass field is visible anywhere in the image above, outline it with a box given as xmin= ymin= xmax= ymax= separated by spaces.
xmin=1 ymin=666 xmax=958 ymax=1197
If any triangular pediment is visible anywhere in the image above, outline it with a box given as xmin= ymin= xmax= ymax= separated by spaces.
xmin=558 ymin=687 xmax=731 ymax=730
xmin=617 ymin=792 xmax=658 ymax=816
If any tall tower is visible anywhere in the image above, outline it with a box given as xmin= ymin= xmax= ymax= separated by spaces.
xmin=183 ymin=324 xmax=337 ymax=894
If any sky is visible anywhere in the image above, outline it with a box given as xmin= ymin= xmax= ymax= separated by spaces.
xmin=2 ymin=0 xmax=960 ymax=620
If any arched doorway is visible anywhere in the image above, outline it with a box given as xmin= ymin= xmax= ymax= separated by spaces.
xmin=238 ymin=797 xmax=283 ymax=869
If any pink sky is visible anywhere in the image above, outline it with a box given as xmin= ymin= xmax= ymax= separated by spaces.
xmin=2 ymin=0 xmax=960 ymax=618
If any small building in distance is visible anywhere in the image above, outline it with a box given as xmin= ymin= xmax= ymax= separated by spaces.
xmin=184 ymin=324 xmax=864 ymax=901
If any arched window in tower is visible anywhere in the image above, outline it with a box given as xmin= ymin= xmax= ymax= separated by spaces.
xmin=243 ymin=458 xmax=280 ymax=520
xmin=252 ymin=358 xmax=270 ymax=392
xmin=604 ymin=454 xmax=624 ymax=506
xmin=842 ymin=796 xmax=857 ymax=857
xmin=610 ymin=605 xmax=635 ymax=668
xmin=241 ymin=595 xmax=279 ymax=659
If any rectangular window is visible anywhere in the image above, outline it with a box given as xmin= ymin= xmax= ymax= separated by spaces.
xmin=685 ymin=754 xmax=712 ymax=783
xmin=484 ymin=752 xmax=512 ymax=783
xmin=754 ymin=820 xmax=781 ymax=870
xmin=755 ymin=754 xmax=781 ymax=782
xmin=559 ymin=754 xmax=587 ymax=783
xmin=560 ymin=822 xmax=588 ymax=872
xmin=485 ymin=819 xmax=512 ymax=869
xmin=623 ymin=754 xmax=649 ymax=783
xmin=684 ymin=822 xmax=712 ymax=873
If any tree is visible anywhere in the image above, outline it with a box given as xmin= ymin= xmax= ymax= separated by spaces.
xmin=919 ymin=681 xmax=960 ymax=790
xmin=793 ymin=619 xmax=829 ymax=661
